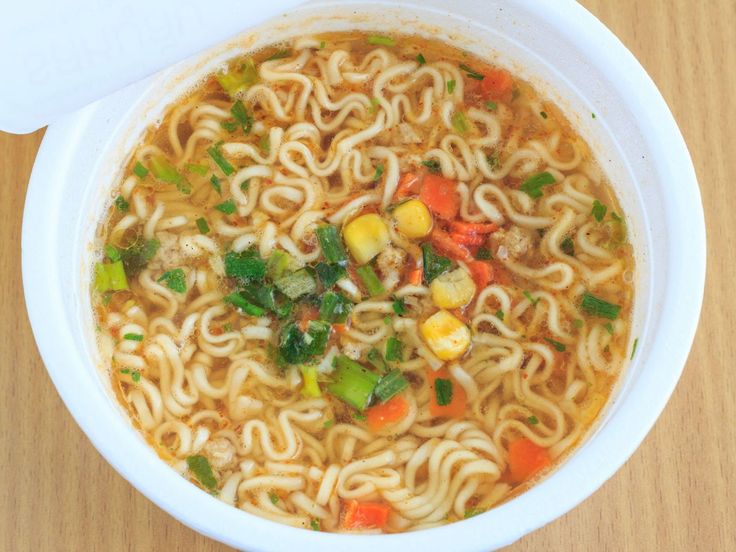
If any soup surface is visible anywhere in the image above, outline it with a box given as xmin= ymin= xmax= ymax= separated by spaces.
xmin=92 ymin=32 xmax=633 ymax=533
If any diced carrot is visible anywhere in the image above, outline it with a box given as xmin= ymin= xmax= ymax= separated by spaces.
xmin=396 ymin=172 xmax=421 ymax=199
xmin=481 ymin=69 xmax=513 ymax=99
xmin=366 ymin=395 xmax=409 ymax=432
xmin=419 ymin=174 xmax=460 ymax=220
xmin=342 ymin=500 xmax=391 ymax=530
xmin=466 ymin=260 xmax=494 ymax=290
xmin=427 ymin=367 xmax=467 ymax=418
xmin=210 ymin=326 xmax=224 ymax=336
xmin=449 ymin=221 xmax=499 ymax=234
xmin=450 ymin=232 xmax=486 ymax=246
xmin=507 ymin=438 xmax=551 ymax=484
xmin=431 ymin=228 xmax=470 ymax=261
xmin=333 ymin=323 xmax=348 ymax=335
xmin=408 ymin=268 xmax=423 ymax=285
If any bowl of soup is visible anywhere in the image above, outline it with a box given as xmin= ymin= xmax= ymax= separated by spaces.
xmin=21 ymin=1 xmax=705 ymax=550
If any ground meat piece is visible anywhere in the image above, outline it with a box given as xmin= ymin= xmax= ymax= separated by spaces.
xmin=340 ymin=338 xmax=370 ymax=360
xmin=491 ymin=225 xmax=533 ymax=259
xmin=377 ymin=245 xmax=407 ymax=292
xmin=148 ymin=231 xmax=200 ymax=271
xmin=204 ymin=437 xmax=237 ymax=470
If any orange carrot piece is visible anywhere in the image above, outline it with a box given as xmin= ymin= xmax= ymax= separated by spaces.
xmin=427 ymin=367 xmax=467 ymax=418
xmin=467 ymin=260 xmax=494 ymax=290
xmin=366 ymin=395 xmax=409 ymax=432
xmin=507 ymin=438 xmax=551 ymax=484
xmin=342 ymin=500 xmax=391 ymax=530
xmin=449 ymin=221 xmax=499 ymax=234
xmin=332 ymin=323 xmax=348 ymax=335
xmin=431 ymin=228 xmax=471 ymax=261
xmin=481 ymin=69 xmax=513 ymax=99
xmin=408 ymin=268 xmax=423 ymax=285
xmin=419 ymin=174 xmax=460 ymax=220
xmin=396 ymin=172 xmax=421 ymax=199
xmin=450 ymin=232 xmax=486 ymax=246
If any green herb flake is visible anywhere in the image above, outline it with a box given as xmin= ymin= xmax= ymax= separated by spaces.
xmin=523 ymin=290 xmax=540 ymax=305
xmin=392 ymin=296 xmax=406 ymax=316
xmin=259 ymin=135 xmax=271 ymax=154
xmin=207 ymin=143 xmax=235 ymax=176
xmin=630 ymin=338 xmax=639 ymax=359
xmin=131 ymin=370 xmax=141 ymax=383
xmin=373 ymin=164 xmax=384 ymax=182
xmin=459 ymin=63 xmax=484 ymax=80
xmin=604 ymin=322 xmax=614 ymax=335
xmin=186 ymin=163 xmax=209 ymax=176
xmin=528 ymin=415 xmax=539 ymax=425
xmin=485 ymin=100 xmax=498 ymax=111
xmin=266 ymin=49 xmax=291 ymax=61
xmin=611 ymin=211 xmax=623 ymax=222
xmin=133 ymin=162 xmax=149 ymax=179
xmin=230 ymin=99 xmax=254 ymax=134
xmin=560 ymin=237 xmax=575 ymax=256
xmin=573 ymin=318 xmax=584 ymax=329
xmin=114 ymin=195 xmax=129 ymax=213
xmin=544 ymin=337 xmax=566 ymax=352
xmin=352 ymin=411 xmax=366 ymax=421
xmin=208 ymin=174 xmax=222 ymax=195
xmin=447 ymin=79 xmax=456 ymax=94
xmin=416 ymin=53 xmax=426 ymax=65
xmin=220 ymin=119 xmax=237 ymax=133
xmin=435 ymin=378 xmax=453 ymax=406
xmin=223 ymin=323 xmax=233 ymax=332
xmin=105 ymin=244 xmax=121 ymax=262
xmin=495 ymin=309 xmax=504 ymax=321
xmin=367 ymin=35 xmax=395 ymax=47
xmin=383 ymin=315 xmax=392 ymax=326
xmin=520 ymin=171 xmax=556 ymax=199
xmin=119 ymin=368 xmax=130 ymax=374
xmin=186 ymin=455 xmax=218 ymax=492
xmin=385 ymin=336 xmax=404 ymax=362
xmin=464 ymin=508 xmax=486 ymax=519
xmin=322 ymin=419 xmax=334 ymax=429
xmin=123 ymin=333 xmax=144 ymax=341
xmin=486 ymin=154 xmax=500 ymax=170
xmin=157 ymin=268 xmax=187 ymax=293
xmin=451 ymin=111 xmax=469 ymax=133
xmin=421 ymin=159 xmax=441 ymax=174
xmin=269 ymin=492 xmax=279 ymax=504
xmin=591 ymin=200 xmax=607 ymax=222
xmin=475 ymin=247 xmax=493 ymax=260
xmin=310 ymin=519 xmax=321 ymax=531
xmin=592 ymin=112 xmax=597 ymax=119
xmin=195 ymin=217 xmax=210 ymax=234
xmin=215 ymin=199 xmax=236 ymax=215
xmin=540 ymin=111 xmax=548 ymax=119
xmin=319 ymin=41 xmax=326 ymax=49
xmin=581 ymin=292 xmax=621 ymax=320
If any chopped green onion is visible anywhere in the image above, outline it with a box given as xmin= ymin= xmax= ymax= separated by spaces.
xmin=385 ymin=336 xmax=404 ymax=361
xmin=118 ymin=238 xmax=159 ymax=276
xmin=591 ymin=200 xmax=607 ymax=222
xmin=220 ymin=120 xmax=238 ymax=133
xmin=592 ymin=112 xmax=597 ymax=119
xmin=373 ymin=368 xmax=409 ymax=403
xmin=544 ymin=337 xmax=566 ymax=352
xmin=451 ymin=111 xmax=469 ymax=133
xmin=150 ymin=155 xmax=191 ymax=194
xmin=485 ymin=101 xmax=497 ymax=110
xmin=269 ymin=492 xmax=279 ymax=505
xmin=372 ymin=164 xmax=384 ymax=182
xmin=322 ymin=419 xmax=334 ymax=429
xmin=186 ymin=163 xmax=209 ymax=176
xmin=475 ymin=247 xmax=493 ymax=260
xmin=367 ymin=348 xmax=388 ymax=372
xmin=447 ymin=79 xmax=456 ymax=94
xmin=459 ymin=63 xmax=484 ymax=80
xmin=266 ymin=49 xmax=291 ymax=61
xmin=434 ymin=378 xmax=453 ymax=406
xmin=230 ymin=100 xmax=253 ymax=134
xmin=367 ymin=35 xmax=395 ymax=46
xmin=224 ymin=249 xmax=266 ymax=283
xmin=327 ymin=356 xmax=380 ymax=411
xmin=278 ymin=321 xmax=331 ymax=365
xmin=223 ymin=323 xmax=233 ymax=332
xmin=105 ymin=244 xmax=121 ymax=262
xmin=114 ymin=195 xmax=129 ymax=212
xmin=383 ymin=315 xmax=392 ymax=325
xmin=560 ymin=237 xmax=575 ymax=256
xmin=210 ymin=174 xmax=222 ymax=195
xmin=528 ymin=415 xmax=539 ymax=425
xmin=416 ymin=53 xmax=426 ymax=65
xmin=523 ymin=290 xmax=540 ymax=305
xmin=319 ymin=41 xmax=326 ymax=49
xmin=630 ymin=337 xmax=639 ymax=360
xmin=186 ymin=455 xmax=217 ymax=492
xmin=540 ymin=111 xmax=548 ymax=119
xmin=604 ymin=322 xmax=614 ymax=335
xmin=356 ymin=265 xmax=385 ymax=296
xmin=259 ymin=135 xmax=271 ymax=153
xmin=581 ymin=292 xmax=621 ymax=320
xmin=315 ymin=225 xmax=348 ymax=265
xmin=520 ymin=172 xmax=555 ymax=199
xmin=157 ymin=268 xmax=187 ymax=293
xmin=421 ymin=243 xmax=451 ymax=283
xmin=421 ymin=159 xmax=441 ymax=174
xmin=392 ymin=297 xmax=406 ymax=316
xmin=216 ymin=58 xmax=258 ymax=96
xmin=319 ymin=291 xmax=352 ymax=323
xmin=368 ymin=97 xmax=380 ymax=114
xmin=310 ymin=519 xmax=321 ymax=532
xmin=131 ymin=370 xmax=141 ymax=383
xmin=267 ymin=250 xmax=293 ymax=281
xmin=486 ymin=154 xmax=500 ymax=170
xmin=133 ymin=161 xmax=149 ymax=179
xmin=215 ymin=199 xmax=236 ymax=215
xmin=573 ymin=318 xmax=584 ymax=329
xmin=275 ymin=269 xmax=317 ymax=300
xmin=610 ymin=211 xmax=623 ymax=222
xmin=314 ymin=262 xmax=347 ymax=288
xmin=207 ymin=143 xmax=235 ymax=176
xmin=495 ymin=309 xmax=504 ymax=321
xmin=223 ymin=292 xmax=265 ymax=316
xmin=123 ymin=333 xmax=144 ymax=341
xmin=300 ymin=365 xmax=321 ymax=398
xmin=464 ymin=508 xmax=486 ymax=519
xmin=94 ymin=261 xmax=129 ymax=292
xmin=240 ymin=180 xmax=249 ymax=192
xmin=196 ymin=217 xmax=210 ymax=234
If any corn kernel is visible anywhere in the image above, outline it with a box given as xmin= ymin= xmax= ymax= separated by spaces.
xmin=420 ymin=310 xmax=471 ymax=361
xmin=393 ymin=199 xmax=433 ymax=238
xmin=430 ymin=268 xmax=476 ymax=308
xmin=343 ymin=213 xmax=390 ymax=264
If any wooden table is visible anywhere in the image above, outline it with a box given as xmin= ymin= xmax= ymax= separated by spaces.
xmin=2 ymin=1 xmax=734 ymax=550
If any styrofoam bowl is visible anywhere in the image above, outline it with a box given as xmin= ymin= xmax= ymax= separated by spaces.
xmin=21 ymin=1 xmax=705 ymax=551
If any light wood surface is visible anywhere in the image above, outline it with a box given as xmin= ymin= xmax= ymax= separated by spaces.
xmin=1 ymin=1 xmax=734 ymax=550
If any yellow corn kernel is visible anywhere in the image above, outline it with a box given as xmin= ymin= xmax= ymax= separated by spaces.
xmin=430 ymin=268 xmax=476 ymax=308
xmin=343 ymin=213 xmax=390 ymax=264
xmin=392 ymin=199 xmax=433 ymax=238
xmin=420 ymin=310 xmax=471 ymax=361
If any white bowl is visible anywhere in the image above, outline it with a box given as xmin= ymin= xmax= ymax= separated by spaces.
xmin=21 ymin=1 xmax=705 ymax=550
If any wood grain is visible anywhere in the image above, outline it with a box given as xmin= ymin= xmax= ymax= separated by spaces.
xmin=1 ymin=1 xmax=734 ymax=550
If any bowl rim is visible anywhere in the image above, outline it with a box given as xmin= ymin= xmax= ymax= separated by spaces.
xmin=21 ymin=1 xmax=705 ymax=550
